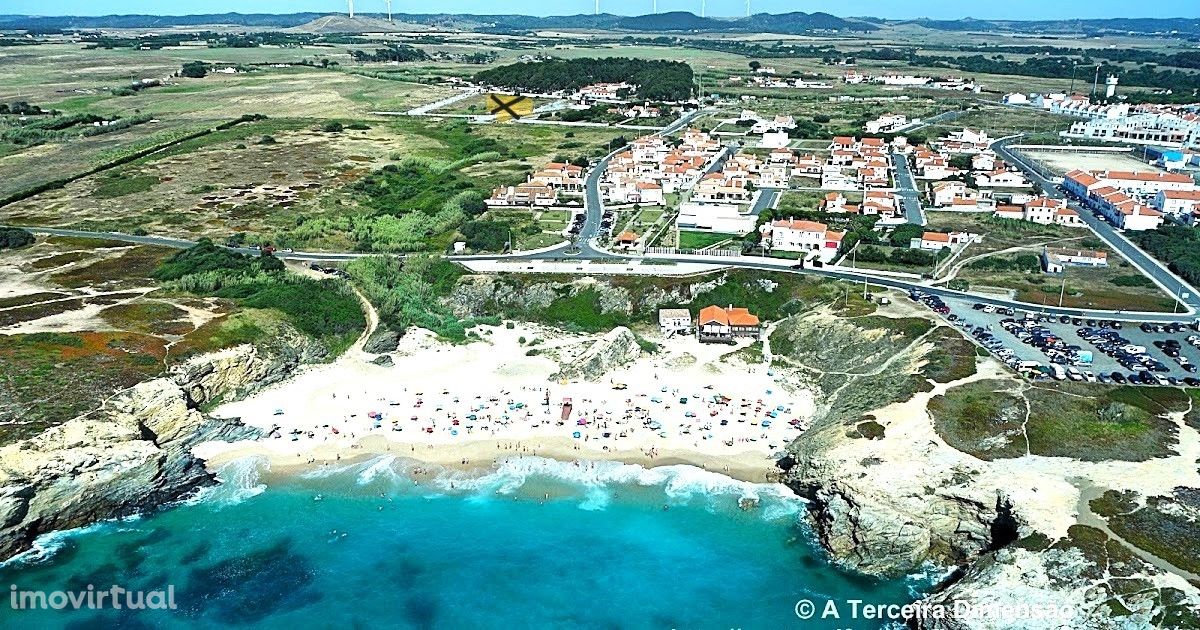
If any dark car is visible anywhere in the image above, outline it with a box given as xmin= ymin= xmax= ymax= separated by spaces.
xmin=1185 ymin=377 xmax=1200 ymax=387
xmin=1139 ymin=370 xmax=1155 ymax=383
xmin=1110 ymin=372 xmax=1127 ymax=384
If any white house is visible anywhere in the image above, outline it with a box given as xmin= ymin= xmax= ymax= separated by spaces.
xmin=1042 ymin=247 xmax=1107 ymax=273
xmin=1154 ymin=189 xmax=1200 ymax=219
xmin=760 ymin=130 xmax=790 ymax=149
xmin=761 ymin=219 xmax=844 ymax=262
xmin=911 ymin=231 xmax=972 ymax=251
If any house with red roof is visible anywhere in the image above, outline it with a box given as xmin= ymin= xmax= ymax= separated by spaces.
xmin=697 ymin=305 xmax=761 ymax=343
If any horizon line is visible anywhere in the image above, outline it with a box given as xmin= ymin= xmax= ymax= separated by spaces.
xmin=2 ymin=11 xmax=1197 ymax=22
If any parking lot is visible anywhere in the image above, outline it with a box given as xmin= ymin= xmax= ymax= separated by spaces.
xmin=908 ymin=290 xmax=1200 ymax=386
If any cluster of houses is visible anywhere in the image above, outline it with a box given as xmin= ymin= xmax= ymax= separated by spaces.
xmin=1063 ymin=169 xmax=1199 ymax=230
xmin=994 ymin=197 xmax=1084 ymax=227
xmin=658 ymin=305 xmax=762 ymax=343
xmin=486 ymin=162 xmax=585 ymax=208
xmin=602 ymin=128 xmax=722 ymax=205
xmin=1066 ymin=109 xmax=1200 ymax=149
xmin=841 ymin=71 xmax=980 ymax=92
xmin=822 ymin=190 xmax=903 ymax=221
xmin=907 ymin=129 xmax=1038 ymax=210
xmin=1005 ymin=92 xmax=1200 ymax=149
xmin=729 ymin=74 xmax=832 ymax=90
xmin=825 ymin=136 xmax=896 ymax=190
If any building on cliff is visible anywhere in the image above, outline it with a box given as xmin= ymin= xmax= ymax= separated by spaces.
xmin=697 ymin=305 xmax=761 ymax=343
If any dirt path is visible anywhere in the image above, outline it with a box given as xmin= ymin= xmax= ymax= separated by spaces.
xmin=930 ymin=236 xmax=1085 ymax=286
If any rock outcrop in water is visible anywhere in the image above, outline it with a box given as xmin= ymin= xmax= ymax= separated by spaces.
xmin=0 ymin=328 xmax=327 ymax=561
xmin=554 ymin=327 xmax=642 ymax=382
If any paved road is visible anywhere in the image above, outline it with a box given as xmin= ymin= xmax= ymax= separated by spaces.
xmin=13 ymin=112 xmax=1200 ymax=325
xmin=895 ymin=109 xmax=966 ymax=134
xmin=524 ymin=108 xmax=709 ymax=260
xmin=750 ymin=188 xmax=780 ymax=216
xmin=13 ymin=225 xmax=1198 ymax=323
xmin=993 ymin=139 xmax=1200 ymax=315
xmin=890 ymin=151 xmax=926 ymax=225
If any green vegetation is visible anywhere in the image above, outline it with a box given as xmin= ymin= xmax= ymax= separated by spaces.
xmin=475 ymin=57 xmax=695 ymax=101
xmin=928 ymin=379 xmax=1028 ymax=460
xmin=0 ymin=227 xmax=35 ymax=249
xmin=1092 ymin=489 xmax=1200 ymax=576
xmin=155 ymin=240 xmax=364 ymax=352
xmin=180 ymin=61 xmax=210 ymax=78
xmin=1023 ymin=385 xmax=1184 ymax=461
xmin=0 ymin=331 xmax=168 ymax=443
xmin=1109 ymin=274 xmax=1155 ymax=288
xmin=968 ymin=253 xmax=1042 ymax=273
xmin=1130 ymin=226 xmax=1200 ymax=288
xmin=920 ymin=326 xmax=979 ymax=383
xmin=92 ymin=173 xmax=159 ymax=198
xmin=678 ymin=230 xmax=738 ymax=250
xmin=346 ymin=255 xmax=488 ymax=342
xmin=351 ymin=45 xmax=428 ymax=63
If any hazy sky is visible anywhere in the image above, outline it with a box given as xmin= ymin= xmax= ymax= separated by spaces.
xmin=4 ymin=0 xmax=1197 ymax=20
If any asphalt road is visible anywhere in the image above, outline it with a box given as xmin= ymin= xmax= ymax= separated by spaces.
xmin=11 ymin=113 xmax=1200 ymax=325
xmin=890 ymin=151 xmax=926 ymax=225
xmin=993 ymin=139 xmax=1200 ymax=314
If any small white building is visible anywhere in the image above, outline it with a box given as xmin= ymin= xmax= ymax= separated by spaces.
xmin=658 ymin=309 xmax=692 ymax=337
xmin=1042 ymin=247 xmax=1107 ymax=273
xmin=760 ymin=130 xmax=790 ymax=149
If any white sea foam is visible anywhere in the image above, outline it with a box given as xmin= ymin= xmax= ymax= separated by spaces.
xmin=189 ymin=454 xmax=269 ymax=507
xmin=431 ymin=456 xmax=804 ymax=517
xmin=0 ymin=522 xmax=104 ymax=568
xmin=355 ymin=455 xmax=410 ymax=486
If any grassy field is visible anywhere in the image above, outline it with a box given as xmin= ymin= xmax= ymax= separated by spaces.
xmin=1023 ymin=384 xmax=1184 ymax=461
xmin=0 ymin=235 xmax=363 ymax=445
xmin=928 ymin=378 xmax=1029 ymax=460
xmin=678 ymin=230 xmax=739 ymax=250
xmin=927 ymin=212 xmax=1174 ymax=311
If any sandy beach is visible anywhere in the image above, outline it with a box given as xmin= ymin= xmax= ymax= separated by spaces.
xmin=196 ymin=322 xmax=814 ymax=483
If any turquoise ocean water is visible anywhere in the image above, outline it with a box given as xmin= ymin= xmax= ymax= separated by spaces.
xmin=1 ymin=455 xmax=932 ymax=628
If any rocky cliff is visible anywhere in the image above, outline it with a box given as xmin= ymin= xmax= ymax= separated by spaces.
xmin=782 ymin=420 xmax=1016 ymax=577
xmin=554 ymin=326 xmax=642 ymax=382
xmin=773 ymin=311 xmax=1200 ymax=627
xmin=0 ymin=327 xmax=326 ymax=561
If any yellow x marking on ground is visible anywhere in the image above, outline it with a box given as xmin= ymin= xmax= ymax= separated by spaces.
xmin=487 ymin=93 xmax=533 ymax=121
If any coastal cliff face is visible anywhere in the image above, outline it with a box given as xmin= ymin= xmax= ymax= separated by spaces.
xmin=782 ymin=420 xmax=1013 ymax=577
xmin=0 ymin=329 xmax=327 ymax=561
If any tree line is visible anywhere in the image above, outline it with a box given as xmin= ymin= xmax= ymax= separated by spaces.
xmin=474 ymin=57 xmax=695 ymax=102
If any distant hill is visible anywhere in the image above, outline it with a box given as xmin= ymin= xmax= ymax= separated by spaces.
xmin=901 ymin=16 xmax=1200 ymax=36
xmin=0 ymin=12 xmax=1194 ymax=37
xmin=0 ymin=13 xmax=324 ymax=30
xmin=613 ymin=11 xmax=730 ymax=31
xmin=0 ymin=11 xmax=875 ymax=35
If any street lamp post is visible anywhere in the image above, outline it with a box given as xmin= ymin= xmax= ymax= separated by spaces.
xmin=1058 ymin=267 xmax=1068 ymax=307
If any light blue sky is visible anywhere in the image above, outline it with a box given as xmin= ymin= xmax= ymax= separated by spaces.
xmin=3 ymin=0 xmax=1196 ymax=20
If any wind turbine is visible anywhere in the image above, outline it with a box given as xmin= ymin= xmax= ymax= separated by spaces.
xmin=700 ymin=0 xmax=706 ymax=18
xmin=746 ymin=0 xmax=751 ymax=17
xmin=594 ymin=0 xmax=600 ymax=15
xmin=652 ymin=0 xmax=657 ymax=13
xmin=386 ymin=0 xmax=393 ymax=22
xmin=348 ymin=0 xmax=354 ymax=19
